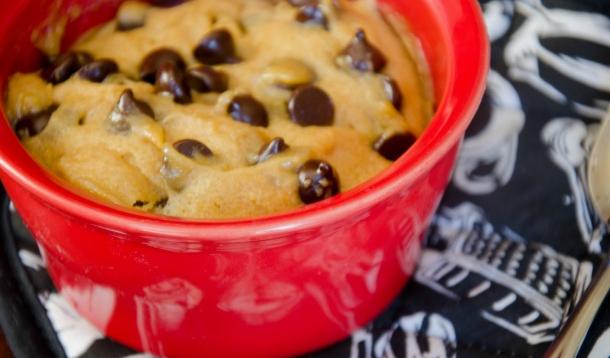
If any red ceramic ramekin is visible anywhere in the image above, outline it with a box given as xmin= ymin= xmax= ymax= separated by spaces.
xmin=0 ymin=0 xmax=488 ymax=357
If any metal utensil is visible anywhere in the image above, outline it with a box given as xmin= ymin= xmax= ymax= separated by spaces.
xmin=590 ymin=111 xmax=610 ymax=222
xmin=546 ymin=112 xmax=610 ymax=358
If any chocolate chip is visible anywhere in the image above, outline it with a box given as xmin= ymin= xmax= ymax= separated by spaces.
xmin=186 ymin=66 xmax=228 ymax=93
xmin=155 ymin=62 xmax=192 ymax=104
xmin=193 ymin=29 xmax=239 ymax=65
xmin=119 ymin=23 xmax=142 ymax=32
xmin=132 ymin=200 xmax=149 ymax=207
xmin=288 ymin=0 xmax=326 ymax=27
xmin=150 ymin=0 xmax=186 ymax=7
xmin=139 ymin=48 xmax=186 ymax=84
xmin=117 ymin=18 xmax=145 ymax=32
xmin=298 ymin=160 xmax=339 ymax=204
xmin=154 ymin=197 xmax=169 ymax=208
xmin=228 ymin=95 xmax=269 ymax=127
xmin=135 ymin=100 xmax=154 ymax=119
xmin=41 ymin=51 xmax=93 ymax=84
xmin=108 ymin=89 xmax=154 ymax=132
xmin=296 ymin=5 xmax=328 ymax=28
xmin=78 ymin=59 xmax=119 ymax=82
xmin=14 ymin=105 xmax=58 ymax=139
xmin=76 ymin=52 xmax=93 ymax=64
xmin=382 ymin=76 xmax=403 ymax=110
xmin=124 ymin=90 xmax=155 ymax=118
xmin=174 ymin=139 xmax=213 ymax=158
xmin=257 ymin=137 xmax=289 ymax=163
xmin=288 ymin=85 xmax=334 ymax=126
xmin=338 ymin=29 xmax=386 ymax=72
xmin=374 ymin=133 xmax=416 ymax=161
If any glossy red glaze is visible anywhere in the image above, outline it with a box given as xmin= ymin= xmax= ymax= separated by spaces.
xmin=0 ymin=0 xmax=489 ymax=357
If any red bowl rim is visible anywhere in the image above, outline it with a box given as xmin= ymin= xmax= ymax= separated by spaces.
xmin=0 ymin=0 xmax=489 ymax=242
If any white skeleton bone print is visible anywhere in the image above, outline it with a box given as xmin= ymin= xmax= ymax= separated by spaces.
xmin=587 ymin=327 xmax=610 ymax=358
xmin=39 ymin=292 xmax=105 ymax=358
xmin=349 ymin=312 xmax=457 ymax=358
xmin=483 ymin=0 xmax=515 ymax=42
xmin=452 ymin=70 xmax=525 ymax=195
xmin=505 ymin=0 xmax=610 ymax=119
xmin=20 ymin=249 xmax=110 ymax=358
xmin=19 ymin=246 xmax=155 ymax=358
xmin=415 ymin=202 xmax=592 ymax=345
xmin=451 ymin=2 xmax=525 ymax=196
xmin=541 ymin=118 xmax=607 ymax=253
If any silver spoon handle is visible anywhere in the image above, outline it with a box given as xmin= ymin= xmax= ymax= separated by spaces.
xmin=545 ymin=257 xmax=610 ymax=358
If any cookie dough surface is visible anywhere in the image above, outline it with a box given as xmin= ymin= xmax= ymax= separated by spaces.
xmin=5 ymin=0 xmax=432 ymax=219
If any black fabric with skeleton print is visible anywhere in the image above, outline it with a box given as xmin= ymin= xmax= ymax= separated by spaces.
xmin=0 ymin=1 xmax=608 ymax=357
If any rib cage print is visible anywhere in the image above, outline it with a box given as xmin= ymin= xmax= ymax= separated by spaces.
xmin=505 ymin=0 xmax=610 ymax=119
xmin=417 ymin=202 xmax=592 ymax=345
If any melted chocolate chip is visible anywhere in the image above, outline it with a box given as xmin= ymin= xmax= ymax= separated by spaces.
xmin=382 ymin=76 xmax=403 ymax=110
xmin=228 ymin=95 xmax=269 ymax=127
xmin=108 ymin=89 xmax=154 ymax=132
xmin=174 ymin=139 xmax=213 ymax=158
xmin=298 ymin=160 xmax=339 ymax=204
xmin=117 ymin=18 xmax=145 ymax=32
xmin=186 ymin=66 xmax=228 ymax=93
xmin=154 ymin=197 xmax=169 ymax=208
xmin=257 ymin=137 xmax=289 ymax=163
xmin=193 ymin=29 xmax=239 ymax=65
xmin=155 ymin=62 xmax=192 ymax=104
xmin=150 ymin=0 xmax=187 ymax=7
xmin=135 ymin=100 xmax=155 ymax=119
xmin=296 ymin=5 xmax=328 ymax=28
xmin=132 ymin=200 xmax=149 ymax=207
xmin=79 ymin=59 xmax=119 ymax=82
xmin=338 ymin=29 xmax=386 ymax=72
xmin=123 ymin=90 xmax=155 ymax=118
xmin=14 ymin=105 xmax=58 ymax=139
xmin=75 ymin=52 xmax=94 ymax=65
xmin=41 ymin=51 xmax=93 ymax=84
xmin=374 ymin=133 xmax=416 ymax=161
xmin=288 ymin=85 xmax=334 ymax=126
xmin=139 ymin=48 xmax=186 ymax=84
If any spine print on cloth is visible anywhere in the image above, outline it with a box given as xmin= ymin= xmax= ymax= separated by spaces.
xmin=416 ymin=202 xmax=592 ymax=345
